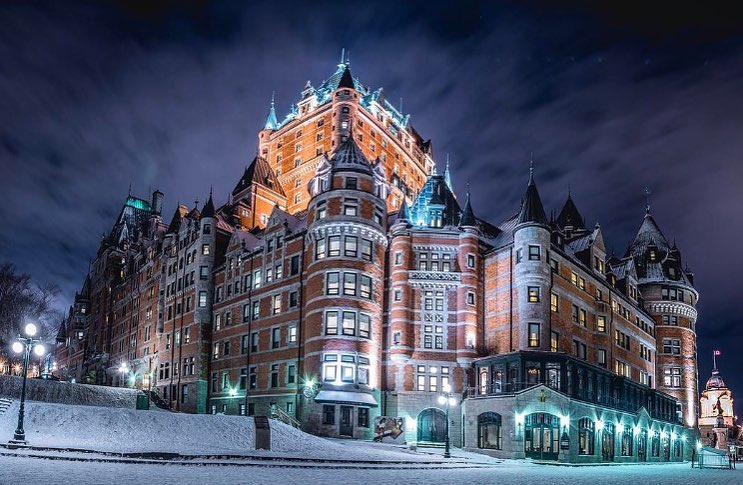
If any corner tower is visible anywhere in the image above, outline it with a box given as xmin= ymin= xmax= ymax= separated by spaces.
xmin=628 ymin=209 xmax=699 ymax=427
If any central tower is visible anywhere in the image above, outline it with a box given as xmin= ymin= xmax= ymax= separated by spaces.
xmin=257 ymin=55 xmax=434 ymax=216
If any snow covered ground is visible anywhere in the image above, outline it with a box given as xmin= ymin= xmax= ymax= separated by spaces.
xmin=0 ymin=455 xmax=739 ymax=485
xmin=0 ymin=375 xmax=141 ymax=409
xmin=0 ymin=400 xmax=445 ymax=461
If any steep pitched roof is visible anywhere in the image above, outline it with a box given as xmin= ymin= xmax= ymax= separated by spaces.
xmin=517 ymin=169 xmax=548 ymax=226
xmin=556 ymin=195 xmax=585 ymax=229
xmin=628 ymin=211 xmax=692 ymax=285
xmin=338 ymin=64 xmax=355 ymax=89
xmin=329 ymin=136 xmax=372 ymax=174
xmin=232 ymin=156 xmax=286 ymax=197
xmin=167 ymin=205 xmax=188 ymax=233
xmin=201 ymin=192 xmax=215 ymax=219
xmin=409 ymin=175 xmax=462 ymax=227
xmin=459 ymin=193 xmax=477 ymax=227
xmin=629 ymin=212 xmax=671 ymax=257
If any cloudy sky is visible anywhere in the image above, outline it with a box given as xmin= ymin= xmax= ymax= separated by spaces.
xmin=1 ymin=1 xmax=742 ymax=399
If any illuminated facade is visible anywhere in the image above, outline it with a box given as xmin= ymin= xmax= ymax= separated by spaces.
xmin=54 ymin=57 xmax=699 ymax=461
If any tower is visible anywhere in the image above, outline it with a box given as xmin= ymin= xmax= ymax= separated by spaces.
xmin=628 ymin=208 xmax=699 ymax=427
xmin=512 ymin=166 xmax=551 ymax=351
xmin=301 ymin=136 xmax=390 ymax=437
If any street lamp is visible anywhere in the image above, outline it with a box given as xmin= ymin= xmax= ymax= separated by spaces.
xmin=9 ymin=323 xmax=44 ymax=446
xmin=118 ymin=361 xmax=129 ymax=387
xmin=437 ymin=383 xmax=457 ymax=459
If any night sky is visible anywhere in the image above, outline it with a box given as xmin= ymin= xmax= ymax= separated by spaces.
xmin=1 ymin=1 xmax=742 ymax=412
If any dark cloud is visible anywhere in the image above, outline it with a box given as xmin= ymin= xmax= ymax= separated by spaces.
xmin=1 ymin=0 xmax=742 ymax=409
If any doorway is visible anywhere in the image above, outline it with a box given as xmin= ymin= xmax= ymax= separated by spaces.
xmin=417 ymin=408 xmax=447 ymax=443
xmin=340 ymin=406 xmax=353 ymax=436
xmin=524 ymin=413 xmax=559 ymax=460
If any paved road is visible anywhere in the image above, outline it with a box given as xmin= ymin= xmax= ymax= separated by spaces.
xmin=1 ymin=455 xmax=739 ymax=485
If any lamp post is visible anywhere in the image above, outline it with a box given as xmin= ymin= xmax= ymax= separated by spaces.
xmin=9 ymin=323 xmax=45 ymax=445
xmin=118 ymin=361 xmax=129 ymax=387
xmin=438 ymin=383 xmax=457 ymax=459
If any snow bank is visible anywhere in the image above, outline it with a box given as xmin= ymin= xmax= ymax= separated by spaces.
xmin=0 ymin=400 xmax=254 ymax=453
xmin=0 ymin=399 xmax=443 ymax=461
xmin=0 ymin=375 xmax=140 ymax=409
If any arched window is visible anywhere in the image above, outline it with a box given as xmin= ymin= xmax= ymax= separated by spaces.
xmin=578 ymin=418 xmax=595 ymax=455
xmin=621 ymin=426 xmax=633 ymax=456
xmin=478 ymin=412 xmax=502 ymax=450
xmin=651 ymin=432 xmax=660 ymax=457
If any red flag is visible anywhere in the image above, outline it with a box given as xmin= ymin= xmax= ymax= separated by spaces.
xmin=714 ymin=350 xmax=721 ymax=356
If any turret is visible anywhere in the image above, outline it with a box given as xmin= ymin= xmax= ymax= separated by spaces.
xmin=513 ymin=165 xmax=551 ymax=350
xmin=301 ymin=136 xmax=389 ymax=436
xmin=627 ymin=206 xmax=699 ymax=427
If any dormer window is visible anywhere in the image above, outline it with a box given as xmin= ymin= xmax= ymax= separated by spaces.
xmin=649 ymin=249 xmax=657 ymax=262
xmin=341 ymin=106 xmax=350 ymax=114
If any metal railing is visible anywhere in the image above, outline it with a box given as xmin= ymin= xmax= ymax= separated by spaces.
xmin=270 ymin=404 xmax=301 ymax=429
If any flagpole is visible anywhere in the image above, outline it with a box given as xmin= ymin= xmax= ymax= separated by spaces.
xmin=713 ymin=350 xmax=717 ymax=371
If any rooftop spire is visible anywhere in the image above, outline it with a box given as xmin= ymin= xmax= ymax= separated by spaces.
xmin=517 ymin=160 xmax=548 ymax=226
xmin=444 ymin=153 xmax=453 ymax=190
xmin=459 ymin=184 xmax=477 ymax=227
xmin=201 ymin=188 xmax=215 ymax=219
xmin=264 ymin=92 xmax=279 ymax=130
xmin=644 ymin=187 xmax=652 ymax=214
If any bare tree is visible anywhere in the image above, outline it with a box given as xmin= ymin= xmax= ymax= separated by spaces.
xmin=0 ymin=263 xmax=61 ymax=352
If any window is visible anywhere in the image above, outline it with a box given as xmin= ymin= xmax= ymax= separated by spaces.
xmin=344 ymin=236 xmax=358 ymax=257
xmin=550 ymin=259 xmax=559 ymax=273
xmin=528 ymin=245 xmax=540 ymax=261
xmin=515 ymin=248 xmax=523 ymax=264
xmin=597 ymin=349 xmax=607 ymax=368
xmin=252 ymin=300 xmax=260 ymax=320
xmin=288 ymin=325 xmax=297 ymax=344
xmin=360 ymin=239 xmax=372 ymax=261
xmin=272 ymin=328 xmax=281 ymax=349
xmin=343 ymin=199 xmax=358 ymax=216
xmin=571 ymin=272 xmax=586 ymax=290
xmin=573 ymin=340 xmax=587 ymax=360
xmin=394 ymin=252 xmax=402 ymax=265
xmin=662 ymin=338 xmax=681 ymax=355
xmin=615 ymin=330 xmax=631 ymax=350
xmin=198 ymin=291 xmax=207 ymax=307
xmin=360 ymin=275 xmax=372 ymax=299
xmin=345 ymin=177 xmax=357 ymax=189
xmin=322 ymin=405 xmax=335 ymax=425
xmin=275 ymin=264 xmax=282 ymax=280
xmin=290 ymin=255 xmax=300 ymax=275
xmin=358 ymin=408 xmax=369 ymax=428
xmin=394 ymin=289 xmax=402 ymax=302
xmin=289 ymin=291 xmax=298 ymax=308
xmin=287 ymin=364 xmax=296 ymax=384
xmin=200 ymin=266 xmax=209 ymax=280
xmin=272 ymin=294 xmax=281 ymax=315
xmin=249 ymin=366 xmax=257 ymax=389
xmin=342 ymin=311 xmax=356 ymax=336
xmin=597 ymin=315 xmax=606 ymax=332
xmin=550 ymin=331 xmax=559 ymax=352
xmin=550 ymin=293 xmax=558 ymax=312
xmin=328 ymin=236 xmax=341 ymax=256
xmin=527 ymin=286 xmax=540 ymax=303
xmin=615 ymin=360 xmax=631 ymax=378
xmin=343 ymin=273 xmax=357 ymax=296
xmin=528 ymin=323 xmax=540 ymax=347
xmin=478 ymin=412 xmax=502 ymax=450
xmin=578 ymin=418 xmax=595 ymax=455
xmin=467 ymin=254 xmax=475 ymax=268
xmin=316 ymin=203 xmax=327 ymax=220
xmin=271 ymin=364 xmax=279 ymax=388
xmin=325 ymin=311 xmax=338 ymax=335
xmin=662 ymin=315 xmax=679 ymax=326
xmin=467 ymin=292 xmax=475 ymax=305
xmin=315 ymin=238 xmax=326 ymax=259
xmin=202 ymin=244 xmax=210 ymax=255
xmin=359 ymin=313 xmax=371 ymax=338
xmin=223 ymin=340 xmax=231 ymax=356
xmin=253 ymin=270 xmax=262 ymax=288
xmin=326 ymin=272 xmax=340 ymax=295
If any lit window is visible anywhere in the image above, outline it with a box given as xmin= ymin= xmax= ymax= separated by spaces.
xmin=527 ymin=286 xmax=540 ymax=303
xmin=528 ymin=323 xmax=540 ymax=347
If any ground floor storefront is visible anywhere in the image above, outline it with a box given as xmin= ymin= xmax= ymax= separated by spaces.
xmin=462 ymin=384 xmax=692 ymax=463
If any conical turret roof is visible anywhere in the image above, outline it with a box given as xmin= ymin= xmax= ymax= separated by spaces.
xmin=459 ymin=192 xmax=477 ymax=227
xmin=556 ymin=194 xmax=585 ymax=229
xmin=517 ymin=168 xmax=548 ymax=226
xmin=329 ymin=136 xmax=372 ymax=174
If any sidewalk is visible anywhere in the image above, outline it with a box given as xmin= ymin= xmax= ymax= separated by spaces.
xmin=0 ymin=442 xmax=500 ymax=470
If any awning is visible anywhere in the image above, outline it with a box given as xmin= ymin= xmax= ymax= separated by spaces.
xmin=314 ymin=390 xmax=378 ymax=407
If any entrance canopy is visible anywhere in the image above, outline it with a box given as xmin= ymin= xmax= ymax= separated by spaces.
xmin=315 ymin=390 xmax=378 ymax=407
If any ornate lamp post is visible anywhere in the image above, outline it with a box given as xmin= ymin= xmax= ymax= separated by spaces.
xmin=438 ymin=383 xmax=458 ymax=458
xmin=9 ymin=323 xmax=45 ymax=446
